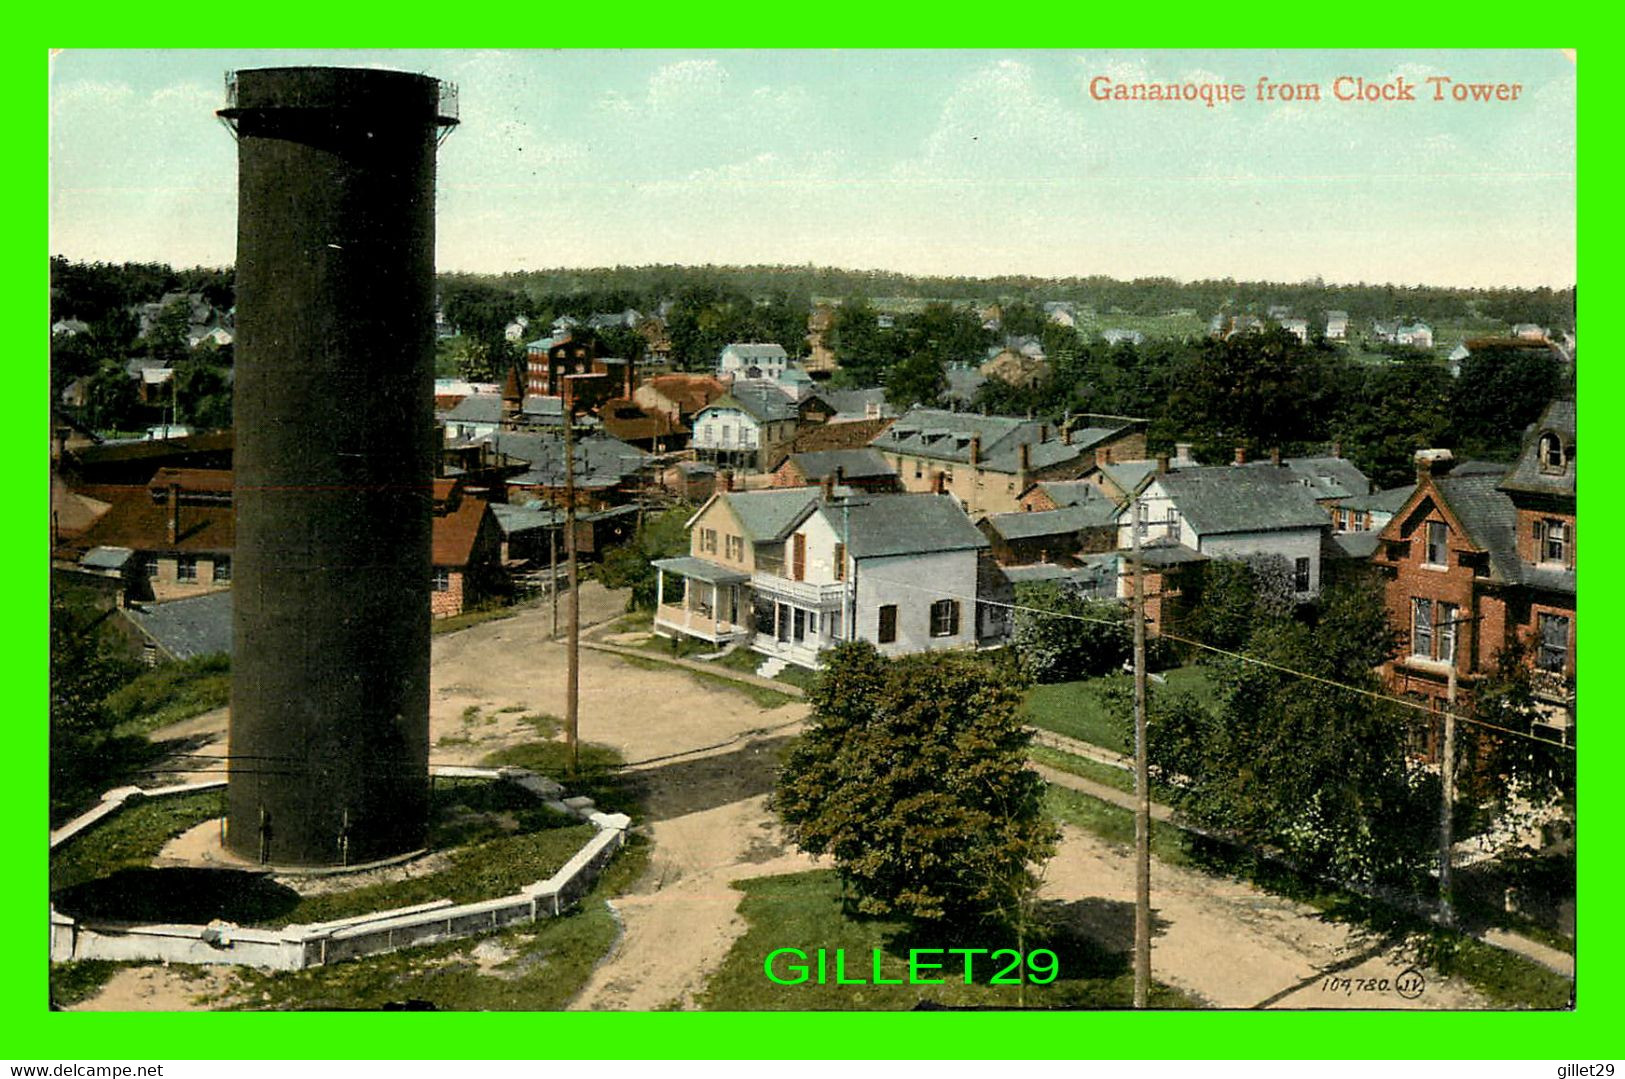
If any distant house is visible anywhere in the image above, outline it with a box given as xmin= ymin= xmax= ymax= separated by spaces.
xmin=474 ymin=430 xmax=648 ymax=511
xmin=871 ymin=408 xmax=1148 ymax=517
xmin=633 ymin=373 xmax=728 ymax=429
xmin=1325 ymin=311 xmax=1349 ymax=340
xmin=503 ymin=315 xmax=531 ymax=342
xmin=1332 ymin=484 xmax=1414 ymax=534
xmin=441 ymin=392 xmax=506 ymax=441
xmin=59 ymin=467 xmax=236 ymax=602
xmin=718 ymin=342 xmax=790 ymax=382
xmin=52 ymin=318 xmax=90 ymax=338
xmin=1397 ymin=322 xmax=1434 ymax=349
xmin=1278 ymin=318 xmax=1309 ymax=343
xmin=769 ymin=448 xmax=901 ymax=493
xmin=1266 ymin=304 xmax=1294 ymax=321
xmin=1513 ymin=323 xmax=1549 ymax=341
xmin=598 ymin=398 xmax=688 ymax=452
xmin=1042 ymin=301 xmax=1078 ymax=328
xmin=818 ymin=388 xmax=895 ymax=424
xmin=1115 ymin=462 xmax=1332 ymax=601
xmin=430 ymin=478 xmax=504 ymax=619
xmin=654 ymin=488 xmax=1000 ymax=668
xmin=980 ymin=499 xmax=1120 ymax=567
xmin=1101 ymin=328 xmax=1145 ymax=347
xmin=117 ymin=588 xmax=234 ymax=664
xmin=691 ymin=382 xmax=801 ymax=472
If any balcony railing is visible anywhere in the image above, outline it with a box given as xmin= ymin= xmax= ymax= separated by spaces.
xmin=752 ymin=571 xmax=847 ymax=608
xmin=1530 ymin=669 xmax=1576 ymax=705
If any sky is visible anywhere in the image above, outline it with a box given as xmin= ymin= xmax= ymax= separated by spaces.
xmin=47 ymin=49 xmax=1576 ymax=289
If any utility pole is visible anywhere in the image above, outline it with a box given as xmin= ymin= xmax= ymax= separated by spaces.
xmin=1131 ymin=492 xmax=1151 ymax=1009
xmin=1439 ymin=665 xmax=1458 ymax=927
xmin=549 ymin=525 xmax=558 ymax=637
xmin=564 ymin=403 xmax=580 ymax=777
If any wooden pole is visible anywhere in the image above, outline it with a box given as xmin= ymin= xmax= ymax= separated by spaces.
xmin=565 ymin=406 xmax=580 ymax=776
xmin=1132 ymin=493 xmax=1151 ymax=1008
xmin=1440 ymin=666 xmax=1457 ymax=926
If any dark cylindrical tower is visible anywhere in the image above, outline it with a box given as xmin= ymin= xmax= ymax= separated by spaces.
xmin=220 ymin=67 xmax=457 ymax=866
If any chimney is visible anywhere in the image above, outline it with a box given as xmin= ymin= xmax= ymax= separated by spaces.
xmin=969 ymin=435 xmax=981 ymax=465
xmin=1062 ymin=425 xmax=1072 ymax=446
xmin=1039 ymin=423 xmax=1049 ymax=443
xmin=167 ymin=482 xmax=181 ymax=545
xmin=821 ymin=474 xmax=835 ymax=501
xmin=1234 ymin=446 xmax=1247 ymax=466
xmin=1331 ymin=440 xmax=1343 ymax=459
xmin=933 ymin=470 xmax=946 ymax=494
xmin=1157 ymin=454 xmax=1170 ymax=474
xmin=1094 ymin=447 xmax=1113 ymax=469
xmin=1174 ymin=442 xmax=1194 ymax=465
xmin=721 ymin=469 xmax=735 ymax=492
xmin=835 ymin=465 xmax=846 ymax=488
xmin=1270 ymin=447 xmax=1282 ymax=466
xmin=1019 ymin=443 xmax=1032 ymax=473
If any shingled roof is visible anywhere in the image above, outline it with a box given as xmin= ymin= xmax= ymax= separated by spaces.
xmin=1148 ymin=466 xmax=1329 ymax=536
xmin=1499 ymin=396 xmax=1576 ymax=500
xmin=983 ymin=501 xmax=1118 ymax=541
xmin=821 ymin=493 xmax=989 ymax=559
xmin=121 ymin=590 xmax=234 ymax=661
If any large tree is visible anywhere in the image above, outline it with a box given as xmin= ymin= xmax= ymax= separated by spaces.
xmin=1008 ymin=581 xmax=1132 ymax=684
xmin=1153 ymin=577 xmax=1434 ymax=887
xmin=775 ymin=642 xmax=1058 ymax=925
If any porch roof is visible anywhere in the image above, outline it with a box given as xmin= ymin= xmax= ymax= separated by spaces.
xmin=652 ymin=556 xmax=751 ymax=585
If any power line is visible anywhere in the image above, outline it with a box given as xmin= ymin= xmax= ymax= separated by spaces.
xmin=850 ymin=567 xmax=1575 ymax=753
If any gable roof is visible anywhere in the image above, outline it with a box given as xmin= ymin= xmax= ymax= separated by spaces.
xmin=640 ymin=374 xmax=727 ymax=414
xmin=1031 ymin=479 xmax=1107 ymax=508
xmin=718 ymin=488 xmax=822 ymax=543
xmin=820 ymin=493 xmax=989 ymax=559
xmin=702 ymin=382 xmax=797 ymax=423
xmin=121 ymin=590 xmax=235 ymax=661
xmin=786 ymin=448 xmax=896 ymax=482
xmin=433 ymin=495 xmax=494 ymax=567
xmin=721 ymin=342 xmax=789 ymax=361
xmin=444 ymin=393 xmax=505 ymax=424
xmin=1340 ymin=484 xmax=1416 ymax=514
xmin=1427 ymin=472 xmax=1523 ymax=585
xmin=983 ymin=501 xmax=1119 ymax=541
xmin=1251 ymin=456 xmax=1372 ymax=500
xmin=479 ymin=431 xmax=646 ymax=487
xmin=1147 ymin=466 xmax=1329 ymax=535
xmin=781 ymin=416 xmax=895 ymax=457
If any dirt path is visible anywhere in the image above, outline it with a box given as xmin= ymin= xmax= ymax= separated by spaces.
xmin=1042 ymin=824 xmax=1486 ymax=1009
xmin=570 ymin=792 xmax=815 ymax=1011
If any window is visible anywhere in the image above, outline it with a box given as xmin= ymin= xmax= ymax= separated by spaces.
xmin=213 ymin=557 xmax=231 ymax=582
xmin=878 ymin=604 xmax=898 ymax=643
xmin=1166 ymin=507 xmax=1180 ymax=533
xmin=776 ymin=603 xmax=791 ymax=642
xmin=791 ymin=533 xmax=806 ymax=581
xmin=1542 ymin=520 xmax=1567 ymax=564
xmin=176 ymin=556 xmax=198 ymax=582
xmin=1411 ymin=598 xmax=1433 ymax=657
xmin=1540 ymin=433 xmax=1565 ymax=473
xmin=701 ymin=528 xmax=718 ymax=554
xmin=1293 ymin=557 xmax=1311 ymax=593
xmin=833 ymin=542 xmax=846 ymax=581
xmin=1437 ymin=602 xmax=1459 ymax=663
xmin=792 ymin=608 xmax=807 ymax=643
xmin=930 ymin=599 xmax=961 ymax=638
xmin=725 ymin=534 xmax=744 ymax=561
xmin=1425 ymin=520 xmax=1447 ymax=566
xmin=1537 ymin=613 xmax=1570 ymax=673
xmin=829 ymin=610 xmax=842 ymax=640
xmin=721 ymin=425 xmax=732 ymax=445
xmin=433 ymin=568 xmax=451 ymax=592
xmin=142 ymin=554 xmax=159 ymax=579
xmin=914 ymin=460 xmax=923 ymax=480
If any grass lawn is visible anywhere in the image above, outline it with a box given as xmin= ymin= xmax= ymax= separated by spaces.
xmin=51 ymin=790 xmax=225 ymax=893
xmin=613 ymin=652 xmax=799 ymax=710
xmin=103 ymin=654 xmax=232 ymax=738
xmin=221 ymin=835 xmax=651 ymax=1011
xmin=697 ymin=869 xmax=1199 ymax=1010
xmin=1023 ymin=666 xmax=1216 ymax=752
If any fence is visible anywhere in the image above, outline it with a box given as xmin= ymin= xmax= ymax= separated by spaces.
xmin=49 ymin=767 xmax=630 ymax=971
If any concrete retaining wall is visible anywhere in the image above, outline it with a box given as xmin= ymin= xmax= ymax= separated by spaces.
xmin=49 ymin=768 xmax=629 ymax=971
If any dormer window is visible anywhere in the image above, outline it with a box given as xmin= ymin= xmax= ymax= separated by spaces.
xmin=1540 ymin=433 xmax=1566 ymax=473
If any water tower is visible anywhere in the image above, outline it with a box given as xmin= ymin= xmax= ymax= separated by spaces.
xmin=219 ymin=67 xmax=458 ymax=866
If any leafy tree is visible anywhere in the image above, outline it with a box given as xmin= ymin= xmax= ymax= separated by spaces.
xmin=83 ymin=360 xmax=142 ymax=433
xmin=1154 ymin=578 xmax=1434 ymax=887
xmin=172 ymin=358 xmax=233 ymax=431
xmin=50 ymin=595 xmax=139 ymax=812
xmin=775 ymin=642 xmax=1058 ymax=926
xmin=883 ymin=351 xmax=947 ymax=409
xmin=1185 ymin=556 xmax=1298 ymax=653
xmin=596 ymin=503 xmax=694 ymax=611
xmin=1458 ymin=639 xmax=1574 ymax=811
xmin=1332 ymin=353 xmax=1452 ymax=489
xmin=1446 ymin=345 xmax=1562 ymax=460
xmin=1008 ymin=581 xmax=1131 ymax=683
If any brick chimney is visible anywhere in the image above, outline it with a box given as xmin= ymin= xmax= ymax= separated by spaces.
xmin=1270 ymin=447 xmax=1282 ymax=466
xmin=167 ymin=482 xmax=181 ymax=545
xmin=1094 ymin=446 xmax=1113 ymax=469
xmin=1062 ymin=425 xmax=1072 ymax=446
xmin=821 ymin=474 xmax=835 ymax=501
xmin=1331 ymin=440 xmax=1343 ymax=459
xmin=1157 ymin=454 xmax=1170 ymax=474
xmin=1018 ymin=443 xmax=1032 ymax=492
xmin=969 ymin=435 xmax=981 ymax=465
xmin=933 ymin=470 xmax=946 ymax=494
xmin=1234 ymin=446 xmax=1247 ymax=466
xmin=721 ymin=468 xmax=735 ymax=492
xmin=1038 ymin=423 xmax=1049 ymax=443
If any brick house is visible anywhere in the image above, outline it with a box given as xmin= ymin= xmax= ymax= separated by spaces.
xmin=59 ymin=468 xmax=236 ymax=602
xmin=430 ymin=478 xmax=503 ymax=619
xmin=1372 ymin=398 xmax=1576 ymax=745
